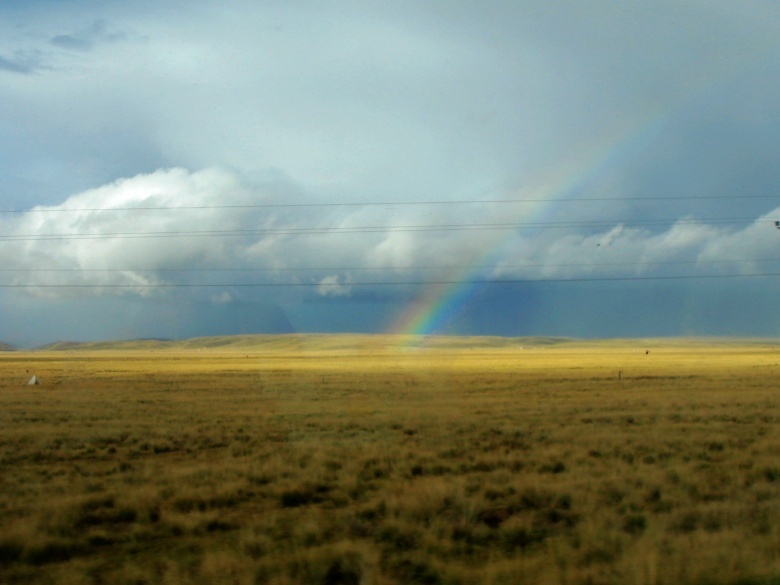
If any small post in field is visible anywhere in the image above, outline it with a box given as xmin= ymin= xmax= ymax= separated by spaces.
xmin=618 ymin=370 xmax=622 ymax=382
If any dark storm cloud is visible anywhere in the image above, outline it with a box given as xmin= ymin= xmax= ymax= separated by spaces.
xmin=0 ymin=1 xmax=779 ymax=342
xmin=0 ymin=50 xmax=45 ymax=74
xmin=50 ymin=19 xmax=128 ymax=51
xmin=50 ymin=34 xmax=92 ymax=51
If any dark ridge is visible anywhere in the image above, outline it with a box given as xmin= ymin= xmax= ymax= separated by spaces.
xmin=33 ymin=341 xmax=85 ymax=351
xmin=25 ymin=334 xmax=780 ymax=352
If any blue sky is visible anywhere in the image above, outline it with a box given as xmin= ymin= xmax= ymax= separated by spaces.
xmin=1 ymin=1 xmax=779 ymax=346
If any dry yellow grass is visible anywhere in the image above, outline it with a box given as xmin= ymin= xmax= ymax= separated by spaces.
xmin=1 ymin=334 xmax=779 ymax=584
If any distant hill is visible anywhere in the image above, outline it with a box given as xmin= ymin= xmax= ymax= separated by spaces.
xmin=0 ymin=342 xmax=16 ymax=352
xmin=35 ymin=339 xmax=173 ymax=351
xmin=28 ymin=334 xmax=779 ymax=352
xmin=31 ymin=334 xmax=575 ymax=352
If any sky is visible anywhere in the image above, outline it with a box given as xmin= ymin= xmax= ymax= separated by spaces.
xmin=1 ymin=1 xmax=780 ymax=346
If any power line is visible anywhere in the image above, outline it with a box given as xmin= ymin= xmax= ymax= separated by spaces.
xmin=1 ymin=258 xmax=780 ymax=273
xmin=2 ymin=194 xmax=777 ymax=214
xmin=2 ymin=272 xmax=780 ymax=289
xmin=0 ymin=217 xmax=774 ymax=242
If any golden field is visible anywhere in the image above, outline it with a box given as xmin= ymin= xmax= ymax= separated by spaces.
xmin=1 ymin=334 xmax=779 ymax=584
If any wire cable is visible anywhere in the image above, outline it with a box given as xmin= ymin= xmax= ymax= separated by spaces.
xmin=1 ymin=258 xmax=780 ymax=273
xmin=2 ymin=194 xmax=778 ymax=214
xmin=2 ymin=272 xmax=780 ymax=289
xmin=0 ymin=217 xmax=775 ymax=242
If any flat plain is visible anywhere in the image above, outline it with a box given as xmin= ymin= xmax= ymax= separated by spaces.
xmin=1 ymin=335 xmax=779 ymax=585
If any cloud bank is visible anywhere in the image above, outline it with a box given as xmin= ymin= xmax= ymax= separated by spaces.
xmin=3 ymin=167 xmax=778 ymax=299
xmin=1 ymin=2 xmax=779 ymax=343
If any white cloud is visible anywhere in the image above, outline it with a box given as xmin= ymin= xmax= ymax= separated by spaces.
xmin=316 ymin=275 xmax=352 ymax=298
xmin=0 ymin=167 xmax=262 ymax=297
xmin=492 ymin=212 xmax=780 ymax=282
xmin=2 ymin=166 xmax=778 ymax=305
xmin=210 ymin=291 xmax=233 ymax=304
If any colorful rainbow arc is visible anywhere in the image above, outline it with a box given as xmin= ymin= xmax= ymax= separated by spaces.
xmin=386 ymin=127 xmax=645 ymax=342
xmin=385 ymin=60 xmax=749 ymax=344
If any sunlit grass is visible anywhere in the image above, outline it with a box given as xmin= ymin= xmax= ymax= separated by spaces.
xmin=1 ymin=335 xmax=779 ymax=584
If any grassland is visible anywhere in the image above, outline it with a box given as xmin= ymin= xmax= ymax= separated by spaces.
xmin=1 ymin=334 xmax=779 ymax=584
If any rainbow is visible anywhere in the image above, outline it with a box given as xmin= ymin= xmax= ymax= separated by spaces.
xmin=386 ymin=52 xmax=768 ymax=344
xmin=386 ymin=101 xmax=694 ymax=343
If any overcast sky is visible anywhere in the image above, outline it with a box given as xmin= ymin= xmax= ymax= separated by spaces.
xmin=1 ymin=1 xmax=780 ymax=346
